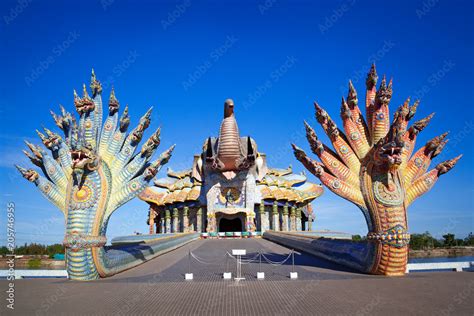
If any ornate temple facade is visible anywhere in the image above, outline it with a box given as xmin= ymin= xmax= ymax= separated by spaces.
xmin=139 ymin=100 xmax=323 ymax=234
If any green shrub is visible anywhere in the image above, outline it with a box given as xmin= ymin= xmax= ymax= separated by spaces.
xmin=27 ymin=258 xmax=42 ymax=269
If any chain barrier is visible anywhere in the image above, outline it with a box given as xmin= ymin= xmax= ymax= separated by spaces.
xmin=187 ymin=249 xmax=295 ymax=271
xmin=225 ymin=252 xmax=261 ymax=264
xmin=189 ymin=251 xmax=229 ymax=265
xmin=260 ymin=251 xmax=293 ymax=266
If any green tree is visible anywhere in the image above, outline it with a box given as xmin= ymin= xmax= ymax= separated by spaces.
xmin=409 ymin=231 xmax=444 ymax=250
xmin=432 ymin=238 xmax=442 ymax=248
xmin=0 ymin=246 xmax=9 ymax=256
xmin=442 ymin=233 xmax=456 ymax=247
xmin=46 ymin=244 xmax=65 ymax=258
xmin=464 ymin=232 xmax=474 ymax=246
xmin=410 ymin=233 xmax=424 ymax=250
xmin=1 ymin=243 xmax=64 ymax=256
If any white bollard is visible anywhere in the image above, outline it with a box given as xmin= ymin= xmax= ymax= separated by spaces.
xmin=185 ymin=273 xmax=193 ymax=280
xmin=290 ymin=272 xmax=298 ymax=279
xmin=223 ymin=272 xmax=232 ymax=279
xmin=257 ymin=272 xmax=265 ymax=279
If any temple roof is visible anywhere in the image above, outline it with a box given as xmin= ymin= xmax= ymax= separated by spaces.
xmin=139 ymin=166 xmax=323 ymax=206
xmin=256 ymin=169 xmax=323 ymax=203
xmin=140 ymin=168 xmax=202 ymax=206
xmin=266 ymin=165 xmax=293 ymax=177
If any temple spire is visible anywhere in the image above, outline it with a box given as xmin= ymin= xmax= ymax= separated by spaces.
xmin=223 ymin=99 xmax=235 ymax=118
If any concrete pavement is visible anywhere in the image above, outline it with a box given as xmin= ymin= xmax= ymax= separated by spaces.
xmin=1 ymin=238 xmax=473 ymax=315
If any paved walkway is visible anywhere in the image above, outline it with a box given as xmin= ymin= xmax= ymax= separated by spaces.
xmin=1 ymin=239 xmax=473 ymax=315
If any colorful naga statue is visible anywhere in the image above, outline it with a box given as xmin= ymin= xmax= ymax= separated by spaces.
xmin=16 ymin=70 xmax=174 ymax=280
xmin=292 ymin=65 xmax=461 ymax=276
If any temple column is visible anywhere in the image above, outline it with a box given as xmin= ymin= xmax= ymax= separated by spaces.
xmin=179 ymin=207 xmax=183 ymax=232
xmin=290 ymin=206 xmax=296 ymax=231
xmin=148 ymin=207 xmax=156 ymax=235
xmin=296 ymin=207 xmax=302 ymax=231
xmin=272 ymin=201 xmax=279 ymax=231
xmin=160 ymin=213 xmax=165 ymax=234
xmin=246 ymin=212 xmax=256 ymax=232
xmin=165 ymin=208 xmax=171 ymax=233
xmin=196 ymin=207 xmax=202 ymax=233
xmin=189 ymin=207 xmax=195 ymax=232
xmin=183 ymin=206 xmax=189 ymax=233
xmin=207 ymin=212 xmax=216 ymax=233
xmin=265 ymin=205 xmax=271 ymax=231
xmin=258 ymin=203 xmax=265 ymax=232
xmin=282 ymin=202 xmax=289 ymax=232
xmin=172 ymin=207 xmax=179 ymax=233
xmin=307 ymin=204 xmax=313 ymax=231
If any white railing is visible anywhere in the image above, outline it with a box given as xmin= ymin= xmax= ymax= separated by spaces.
xmin=406 ymin=261 xmax=474 ymax=273
xmin=0 ymin=269 xmax=68 ymax=279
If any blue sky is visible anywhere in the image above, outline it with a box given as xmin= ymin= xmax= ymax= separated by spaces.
xmin=0 ymin=0 xmax=473 ymax=245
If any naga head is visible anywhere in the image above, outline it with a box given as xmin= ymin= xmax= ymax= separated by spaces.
xmin=74 ymin=86 xmax=95 ymax=115
xmin=90 ymin=69 xmax=102 ymax=97
xmin=304 ymin=121 xmax=324 ymax=155
xmin=143 ymin=164 xmax=159 ymax=181
xmin=291 ymin=144 xmax=324 ymax=176
xmin=39 ymin=128 xmax=62 ymax=151
xmin=347 ymin=81 xmax=358 ymax=108
xmin=141 ymin=128 xmax=161 ymax=158
xmin=71 ymin=144 xmax=99 ymax=183
xmin=143 ymin=145 xmax=175 ymax=180
xmin=291 ymin=143 xmax=307 ymax=163
xmin=407 ymin=113 xmax=434 ymax=140
xmin=327 ymin=120 xmax=340 ymax=140
xmin=340 ymin=97 xmax=352 ymax=119
xmin=50 ymin=105 xmax=73 ymax=131
xmin=108 ymin=88 xmax=120 ymax=115
xmin=373 ymin=116 xmax=405 ymax=170
xmin=407 ymin=100 xmax=419 ymax=121
xmin=71 ymin=144 xmax=99 ymax=171
xmin=119 ymin=106 xmax=130 ymax=132
xmin=25 ymin=141 xmax=43 ymax=159
xmin=366 ymin=63 xmax=378 ymax=89
xmin=436 ymin=155 xmax=462 ymax=175
xmin=15 ymin=165 xmax=39 ymax=182
xmin=375 ymin=76 xmax=393 ymax=107
xmin=131 ymin=108 xmax=152 ymax=145
xmin=374 ymin=138 xmax=404 ymax=169
xmin=224 ymin=99 xmax=234 ymax=118
xmin=425 ymin=132 xmax=449 ymax=157
xmin=393 ymin=98 xmax=410 ymax=123
xmin=314 ymin=102 xmax=329 ymax=124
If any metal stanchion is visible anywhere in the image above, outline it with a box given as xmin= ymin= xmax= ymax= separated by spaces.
xmin=223 ymin=252 xmax=231 ymax=279
xmin=257 ymin=250 xmax=264 ymax=279
xmin=290 ymin=249 xmax=298 ymax=279
xmin=232 ymin=249 xmax=246 ymax=281
xmin=185 ymin=249 xmax=193 ymax=280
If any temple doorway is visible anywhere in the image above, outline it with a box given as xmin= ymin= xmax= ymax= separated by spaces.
xmin=217 ymin=213 xmax=245 ymax=232
xmin=219 ymin=218 xmax=242 ymax=232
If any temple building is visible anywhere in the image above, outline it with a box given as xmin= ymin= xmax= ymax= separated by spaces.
xmin=139 ymin=99 xmax=323 ymax=235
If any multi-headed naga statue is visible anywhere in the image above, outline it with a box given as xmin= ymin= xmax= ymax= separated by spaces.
xmin=292 ymin=65 xmax=461 ymax=276
xmin=16 ymin=71 xmax=175 ymax=280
